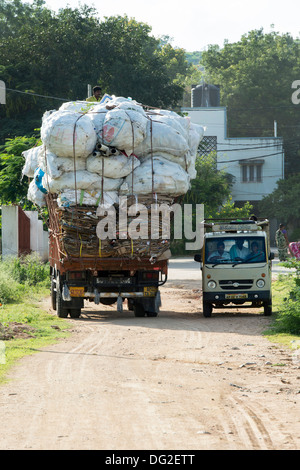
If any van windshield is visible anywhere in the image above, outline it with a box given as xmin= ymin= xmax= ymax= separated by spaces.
xmin=205 ymin=236 xmax=266 ymax=264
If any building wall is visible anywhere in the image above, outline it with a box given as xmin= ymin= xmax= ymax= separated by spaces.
xmin=182 ymin=107 xmax=284 ymax=202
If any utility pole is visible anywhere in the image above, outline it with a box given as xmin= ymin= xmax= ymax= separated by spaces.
xmin=87 ymin=84 xmax=92 ymax=99
xmin=0 ymin=80 xmax=6 ymax=104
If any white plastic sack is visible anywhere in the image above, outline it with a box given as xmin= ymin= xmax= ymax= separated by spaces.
xmin=42 ymin=170 xmax=123 ymax=193
xmin=27 ymin=180 xmax=46 ymax=207
xmin=188 ymin=122 xmax=205 ymax=156
xmin=102 ymin=108 xmax=148 ymax=154
xmin=41 ymin=110 xmax=97 ymax=158
xmin=86 ymin=152 xmax=140 ymax=178
xmin=59 ymin=101 xmax=97 ymax=113
xmin=86 ymin=104 xmax=107 ymax=141
xmin=22 ymin=145 xmax=43 ymax=178
xmin=57 ymin=189 xmax=119 ymax=208
xmin=150 ymin=111 xmax=190 ymax=140
xmin=134 ymin=120 xmax=189 ymax=158
xmin=38 ymin=148 xmax=86 ymax=179
xmin=121 ymin=156 xmax=190 ymax=196
xmin=139 ymin=151 xmax=191 ymax=172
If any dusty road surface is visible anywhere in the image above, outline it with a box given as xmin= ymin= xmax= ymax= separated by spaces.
xmin=0 ymin=281 xmax=299 ymax=450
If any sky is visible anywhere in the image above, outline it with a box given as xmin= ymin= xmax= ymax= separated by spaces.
xmin=26 ymin=0 xmax=300 ymax=51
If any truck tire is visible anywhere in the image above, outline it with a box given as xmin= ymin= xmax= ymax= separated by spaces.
xmin=133 ymin=302 xmax=146 ymax=317
xmin=68 ymin=308 xmax=81 ymax=319
xmin=56 ymin=280 xmax=68 ymax=318
xmin=203 ymin=301 xmax=212 ymax=318
xmin=263 ymin=301 xmax=272 ymax=316
xmin=51 ymin=276 xmax=56 ymax=311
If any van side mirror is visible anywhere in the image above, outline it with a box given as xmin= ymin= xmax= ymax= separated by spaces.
xmin=269 ymin=252 xmax=274 ymax=260
xmin=194 ymin=254 xmax=202 ymax=263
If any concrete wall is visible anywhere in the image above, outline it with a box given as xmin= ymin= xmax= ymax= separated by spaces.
xmin=25 ymin=210 xmax=49 ymax=262
xmin=1 ymin=206 xmax=19 ymax=257
xmin=1 ymin=205 xmax=49 ymax=261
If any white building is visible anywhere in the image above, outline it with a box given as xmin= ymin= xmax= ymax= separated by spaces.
xmin=181 ymin=106 xmax=284 ymax=205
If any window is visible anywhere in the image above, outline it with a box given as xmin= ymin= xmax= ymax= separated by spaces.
xmin=205 ymin=236 xmax=266 ymax=264
xmin=240 ymin=160 xmax=264 ymax=182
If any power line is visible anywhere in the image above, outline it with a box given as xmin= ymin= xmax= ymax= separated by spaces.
xmin=0 ymin=85 xmax=69 ymax=102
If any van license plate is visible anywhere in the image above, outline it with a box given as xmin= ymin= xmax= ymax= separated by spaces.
xmin=225 ymin=293 xmax=248 ymax=299
xmin=69 ymin=287 xmax=85 ymax=297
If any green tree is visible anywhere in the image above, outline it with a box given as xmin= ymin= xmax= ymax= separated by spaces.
xmin=201 ymin=29 xmax=300 ymax=174
xmin=0 ymin=1 xmax=192 ymax=140
xmin=260 ymin=173 xmax=300 ymax=234
xmin=0 ymin=135 xmax=40 ymax=205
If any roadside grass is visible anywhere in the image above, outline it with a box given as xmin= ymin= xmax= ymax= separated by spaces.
xmin=0 ymin=255 xmax=71 ymax=384
xmin=264 ymin=272 xmax=300 ymax=349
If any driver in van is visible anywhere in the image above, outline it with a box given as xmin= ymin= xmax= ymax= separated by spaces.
xmin=208 ymin=241 xmax=231 ymax=262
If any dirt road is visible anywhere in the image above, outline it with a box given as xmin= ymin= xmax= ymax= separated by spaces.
xmin=0 ymin=283 xmax=299 ymax=450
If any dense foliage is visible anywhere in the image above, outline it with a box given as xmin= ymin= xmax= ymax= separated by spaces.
xmin=201 ymin=29 xmax=300 ymax=175
xmin=0 ymin=0 xmax=191 ymax=140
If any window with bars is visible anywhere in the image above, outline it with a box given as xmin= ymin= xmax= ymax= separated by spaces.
xmin=240 ymin=160 xmax=264 ymax=182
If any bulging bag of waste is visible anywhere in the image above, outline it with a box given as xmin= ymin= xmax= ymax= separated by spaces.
xmin=86 ymin=152 xmax=140 ymax=178
xmin=188 ymin=122 xmax=205 ymax=156
xmin=57 ymin=189 xmax=119 ymax=208
xmin=150 ymin=110 xmax=191 ymax=140
xmin=139 ymin=151 xmax=192 ymax=173
xmin=38 ymin=147 xmax=86 ymax=179
xmin=134 ymin=120 xmax=189 ymax=157
xmin=41 ymin=110 xmax=97 ymax=158
xmin=102 ymin=108 xmax=148 ymax=154
xmin=59 ymin=101 xmax=97 ymax=113
xmin=86 ymin=104 xmax=107 ymax=142
xmin=22 ymin=145 xmax=43 ymax=178
xmin=121 ymin=156 xmax=190 ymax=196
xmin=42 ymin=170 xmax=123 ymax=193
xmin=27 ymin=179 xmax=46 ymax=207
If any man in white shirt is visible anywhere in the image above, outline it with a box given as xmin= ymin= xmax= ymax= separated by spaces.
xmin=208 ymin=241 xmax=231 ymax=262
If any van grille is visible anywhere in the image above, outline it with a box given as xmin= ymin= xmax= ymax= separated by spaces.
xmin=219 ymin=279 xmax=253 ymax=290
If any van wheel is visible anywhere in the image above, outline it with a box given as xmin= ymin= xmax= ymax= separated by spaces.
xmin=203 ymin=301 xmax=212 ymax=318
xmin=263 ymin=301 xmax=272 ymax=316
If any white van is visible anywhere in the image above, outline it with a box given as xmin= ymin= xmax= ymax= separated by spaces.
xmin=194 ymin=219 xmax=274 ymax=317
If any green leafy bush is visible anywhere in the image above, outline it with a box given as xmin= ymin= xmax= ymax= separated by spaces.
xmin=274 ymin=259 xmax=300 ymax=335
xmin=0 ymin=255 xmax=49 ymax=305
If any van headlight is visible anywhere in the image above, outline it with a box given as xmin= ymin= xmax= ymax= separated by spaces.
xmin=256 ymin=279 xmax=265 ymax=288
xmin=207 ymin=280 xmax=217 ymax=289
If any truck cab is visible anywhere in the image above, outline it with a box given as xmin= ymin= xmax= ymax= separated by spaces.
xmin=194 ymin=219 xmax=273 ymax=317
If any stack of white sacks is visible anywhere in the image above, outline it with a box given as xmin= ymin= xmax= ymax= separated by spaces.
xmin=23 ymin=96 xmax=204 ymax=208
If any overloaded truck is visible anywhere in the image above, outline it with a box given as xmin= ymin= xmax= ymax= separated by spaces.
xmin=23 ymin=95 xmax=204 ymax=318
xmin=47 ymin=192 xmax=169 ymax=318
xmin=194 ymin=218 xmax=274 ymax=317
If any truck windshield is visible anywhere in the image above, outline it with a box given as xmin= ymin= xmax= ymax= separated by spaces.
xmin=205 ymin=236 xmax=266 ymax=264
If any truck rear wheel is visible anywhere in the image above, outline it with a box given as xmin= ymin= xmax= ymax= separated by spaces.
xmin=133 ymin=302 xmax=146 ymax=317
xmin=51 ymin=276 xmax=56 ymax=311
xmin=56 ymin=284 xmax=69 ymax=318
xmin=68 ymin=308 xmax=81 ymax=319
xmin=203 ymin=301 xmax=212 ymax=318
